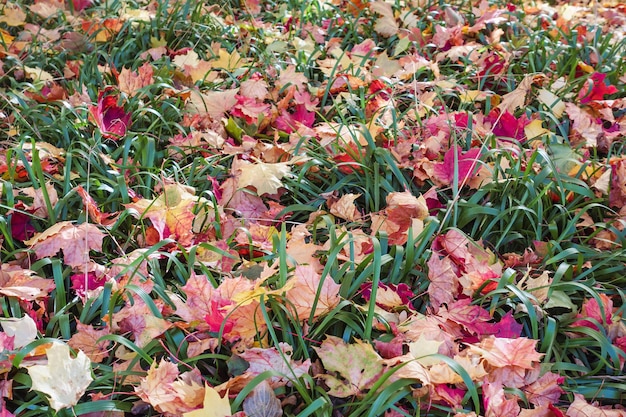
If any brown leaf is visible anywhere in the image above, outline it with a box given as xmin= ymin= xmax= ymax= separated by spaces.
xmin=68 ymin=323 xmax=110 ymax=363
xmin=243 ymin=380 xmax=283 ymax=417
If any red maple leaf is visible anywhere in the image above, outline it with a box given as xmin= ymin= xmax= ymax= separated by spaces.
xmin=88 ymin=87 xmax=131 ymax=140
xmin=579 ymin=72 xmax=618 ymax=104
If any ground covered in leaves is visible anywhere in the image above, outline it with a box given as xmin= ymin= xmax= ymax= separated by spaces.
xmin=0 ymin=0 xmax=626 ymax=415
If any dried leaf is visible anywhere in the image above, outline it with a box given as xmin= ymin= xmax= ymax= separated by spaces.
xmin=24 ymin=222 xmax=104 ymax=267
xmin=0 ymin=315 xmax=37 ymax=349
xmin=68 ymin=323 xmax=110 ymax=363
xmin=88 ymin=88 xmax=132 ymax=140
xmin=0 ymin=3 xmax=27 ymax=26
xmin=243 ymin=380 xmax=282 ymax=417
xmin=135 ymin=359 xmax=205 ymax=415
xmin=239 ymin=343 xmax=311 ymax=385
xmin=183 ymin=384 xmax=232 ymax=417
xmin=313 ymin=336 xmax=384 ymax=397
xmin=567 ymin=393 xmax=626 ymax=417
xmin=237 ymin=160 xmax=292 ymax=196
xmin=26 ymin=343 xmax=93 ymax=412
xmin=285 ymin=265 xmax=341 ymax=320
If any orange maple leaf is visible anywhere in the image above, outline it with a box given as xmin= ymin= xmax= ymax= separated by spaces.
xmin=285 ymin=265 xmax=341 ymax=321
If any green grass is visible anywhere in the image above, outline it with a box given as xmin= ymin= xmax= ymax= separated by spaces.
xmin=0 ymin=0 xmax=625 ymax=415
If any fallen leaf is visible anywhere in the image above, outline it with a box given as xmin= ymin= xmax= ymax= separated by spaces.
xmin=432 ymin=146 xmax=481 ymax=187
xmin=470 ymin=336 xmax=544 ymax=369
xmin=237 ymin=160 xmax=292 ymax=196
xmin=68 ymin=323 xmax=110 ymax=363
xmin=285 ymin=265 xmax=341 ymax=320
xmin=567 ymin=393 xmax=626 ymax=417
xmin=243 ymin=380 xmax=282 ymax=417
xmin=88 ymin=88 xmax=132 ymax=139
xmin=0 ymin=315 xmax=37 ymax=349
xmin=26 ymin=342 xmax=93 ymax=412
xmin=24 ymin=221 xmax=105 ymax=267
xmin=313 ymin=335 xmax=384 ymax=397
xmin=0 ymin=3 xmax=26 ymax=26
xmin=239 ymin=343 xmax=311 ymax=385
xmin=135 ymin=359 xmax=205 ymax=415
xmin=183 ymin=384 xmax=232 ymax=417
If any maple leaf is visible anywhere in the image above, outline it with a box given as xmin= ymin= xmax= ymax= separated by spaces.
xmin=579 ymin=72 xmax=618 ymax=104
xmin=236 ymin=159 xmax=292 ymax=196
xmin=428 ymin=354 xmax=488 ymax=385
xmin=68 ymin=323 xmax=110 ymax=363
xmin=432 ymin=146 xmax=481 ymax=187
xmin=328 ymin=193 xmax=361 ymax=221
xmin=125 ymin=183 xmax=198 ymax=247
xmin=523 ymin=371 xmax=564 ymax=407
xmin=0 ymin=264 xmax=55 ymax=301
xmin=0 ymin=3 xmax=27 ymax=26
xmin=471 ymin=336 xmax=544 ymax=369
xmin=427 ymin=254 xmax=459 ymax=310
xmin=88 ymin=88 xmax=132 ymax=140
xmin=116 ymin=62 xmax=154 ymax=96
xmin=110 ymin=299 xmax=173 ymax=348
xmin=285 ymin=265 xmax=341 ymax=321
xmin=24 ymin=221 xmax=104 ymax=267
xmin=183 ymin=384 xmax=232 ymax=417
xmin=75 ymin=185 xmax=119 ymax=226
xmin=497 ymin=74 xmax=535 ymax=114
xmin=571 ymin=294 xmax=613 ymax=332
xmin=313 ymin=336 xmax=384 ymax=397
xmin=567 ymin=394 xmax=626 ymax=417
xmin=239 ymin=343 xmax=311 ymax=385
xmin=25 ymin=342 xmax=93 ymax=412
xmin=370 ymin=1 xmax=399 ymax=37
xmin=482 ymin=379 xmax=521 ymax=417
xmin=609 ymin=158 xmax=626 ymax=208
xmin=243 ymin=380 xmax=283 ymax=417
xmin=0 ymin=315 xmax=37 ymax=349
xmin=135 ymin=359 xmax=205 ymax=415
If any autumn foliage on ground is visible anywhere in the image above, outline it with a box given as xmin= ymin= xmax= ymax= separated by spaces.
xmin=0 ymin=0 xmax=625 ymax=415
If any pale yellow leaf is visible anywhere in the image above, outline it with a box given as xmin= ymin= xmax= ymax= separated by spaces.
xmin=237 ymin=160 xmax=291 ymax=196
xmin=26 ymin=343 xmax=93 ymax=412
xmin=0 ymin=315 xmax=37 ymax=348
xmin=497 ymin=74 xmax=533 ymax=114
xmin=408 ymin=335 xmax=444 ymax=367
xmin=537 ymin=88 xmax=565 ymax=117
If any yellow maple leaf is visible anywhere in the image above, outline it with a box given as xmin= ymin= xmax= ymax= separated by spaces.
xmin=183 ymin=384 xmax=231 ymax=417
xmin=0 ymin=3 xmax=27 ymax=26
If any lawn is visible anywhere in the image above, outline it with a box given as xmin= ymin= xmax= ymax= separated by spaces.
xmin=0 ymin=0 xmax=625 ymax=415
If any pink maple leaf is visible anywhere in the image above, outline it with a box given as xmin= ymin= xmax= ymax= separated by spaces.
xmin=230 ymin=95 xmax=271 ymax=124
xmin=274 ymin=104 xmax=315 ymax=133
xmin=571 ymin=294 xmax=613 ymax=331
xmin=432 ymin=146 xmax=481 ymax=187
